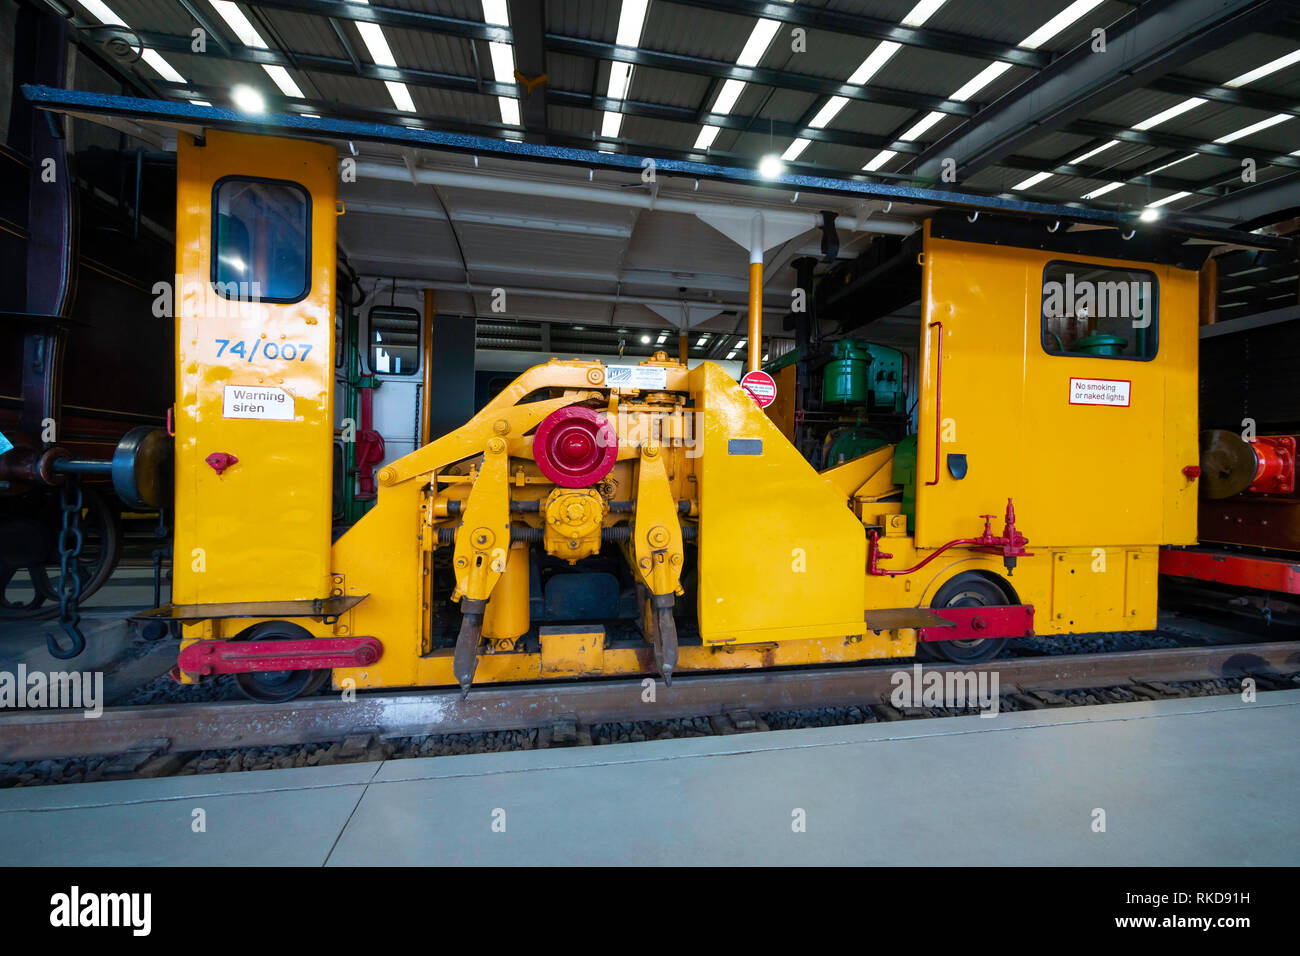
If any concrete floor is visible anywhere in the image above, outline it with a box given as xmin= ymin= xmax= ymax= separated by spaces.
xmin=1 ymin=689 xmax=1297 ymax=866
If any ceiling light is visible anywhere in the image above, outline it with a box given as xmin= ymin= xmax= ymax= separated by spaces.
xmin=1225 ymin=50 xmax=1300 ymax=88
xmin=1146 ymin=191 xmax=1192 ymax=209
xmin=863 ymin=149 xmax=897 ymax=172
xmin=599 ymin=0 xmax=650 ymax=140
xmin=231 ymin=85 xmax=266 ymax=113
xmin=350 ymin=2 xmax=419 ymax=113
xmin=1082 ymin=182 xmax=1123 ymax=200
xmin=1019 ymin=0 xmax=1104 ymax=49
xmin=1132 ymin=97 xmax=1206 ymax=131
xmin=1013 ymin=171 xmax=1053 ymax=191
xmin=1214 ymin=113 xmax=1292 ymax=145
xmin=693 ymin=125 xmax=722 ymax=151
xmin=640 ymin=334 xmax=651 ymax=344
xmin=863 ymin=1 xmax=1102 ymax=173
xmin=1069 ymin=141 xmax=1118 ymax=164
xmin=688 ymin=4 xmax=791 ymax=152
xmin=1139 ymin=208 xmax=1160 ymax=222
xmin=758 ymin=154 xmax=785 ymax=179
xmin=481 ymin=0 xmax=510 ymax=25
xmin=782 ymin=138 xmax=811 ymax=162
xmin=736 ymin=19 xmax=781 ymax=66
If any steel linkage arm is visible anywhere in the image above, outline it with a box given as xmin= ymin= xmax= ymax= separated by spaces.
xmin=631 ymin=440 xmax=685 ymax=683
xmin=449 ymin=437 xmax=511 ymax=695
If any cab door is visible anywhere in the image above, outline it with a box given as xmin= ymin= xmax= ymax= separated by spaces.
xmin=914 ymin=224 xmax=1198 ymax=550
xmin=172 ymin=130 xmax=338 ymax=605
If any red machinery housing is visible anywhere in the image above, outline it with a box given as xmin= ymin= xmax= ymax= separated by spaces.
xmin=1161 ymin=430 xmax=1300 ymax=608
xmin=532 ymin=406 xmax=618 ymax=488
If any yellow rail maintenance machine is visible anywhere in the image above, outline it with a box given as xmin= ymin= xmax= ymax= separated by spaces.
xmin=152 ymin=130 xmax=1200 ymax=701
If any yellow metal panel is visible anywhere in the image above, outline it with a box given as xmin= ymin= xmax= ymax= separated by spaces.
xmin=173 ymin=130 xmax=337 ymax=604
xmin=483 ymin=541 xmax=530 ymax=644
xmin=915 ymin=224 xmax=1198 ymax=550
xmin=822 ymin=443 xmax=893 ymax=500
xmin=540 ymin=626 xmax=605 ymax=676
xmin=765 ymin=363 xmax=797 ymax=439
xmin=1050 ymin=550 xmax=1125 ymax=630
xmin=1124 ymin=548 xmax=1159 ymax=629
xmin=692 ymin=362 xmax=866 ymax=644
xmin=335 ymin=627 xmax=912 ymax=689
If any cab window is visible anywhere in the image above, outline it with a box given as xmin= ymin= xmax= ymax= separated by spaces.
xmin=1041 ymin=261 xmax=1158 ymax=360
xmin=212 ymin=177 xmax=310 ymax=303
xmin=368 ymin=306 xmax=421 ymax=376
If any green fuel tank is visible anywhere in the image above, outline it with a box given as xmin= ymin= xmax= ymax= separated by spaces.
xmin=822 ymin=340 xmax=872 ymax=404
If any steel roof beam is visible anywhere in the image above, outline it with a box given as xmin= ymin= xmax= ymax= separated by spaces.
xmin=506 ymin=0 xmax=547 ymax=141
xmin=907 ymin=0 xmax=1294 ymax=180
xmin=1151 ymin=75 xmax=1300 ymax=119
xmin=1066 ymin=118 xmax=1300 ymax=170
xmin=235 ymin=0 xmax=510 ymax=42
xmin=1180 ymin=169 xmax=1300 ymax=227
xmin=132 ymin=31 xmax=931 ymax=154
xmin=999 ymin=151 xmax=1239 ymax=198
xmin=660 ymin=0 xmax=1050 ymax=68
xmin=328 ymin=17 xmax=364 ymax=72
xmin=233 ymin=0 xmax=1048 ymax=69
xmin=549 ymin=89 xmax=913 ymax=152
xmin=543 ymin=35 xmax=980 ymax=120
xmin=134 ymin=29 xmax=514 ymax=97
xmin=150 ymin=76 xmax=918 ymax=157
xmin=26 ymin=84 xmax=1297 ymax=251
xmin=172 ymin=0 xmax=232 ymax=58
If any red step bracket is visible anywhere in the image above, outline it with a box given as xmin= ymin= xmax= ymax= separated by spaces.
xmin=918 ymin=604 xmax=1035 ymax=642
xmin=178 ymin=636 xmax=383 ymax=676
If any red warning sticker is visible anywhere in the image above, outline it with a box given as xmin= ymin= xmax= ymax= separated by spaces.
xmin=740 ymin=370 xmax=777 ymax=408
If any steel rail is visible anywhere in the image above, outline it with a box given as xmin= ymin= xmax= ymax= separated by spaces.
xmin=2 ymin=643 xmax=1298 ymax=762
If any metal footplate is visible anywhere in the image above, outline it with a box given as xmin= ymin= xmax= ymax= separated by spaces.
xmin=136 ymin=594 xmax=367 ymax=625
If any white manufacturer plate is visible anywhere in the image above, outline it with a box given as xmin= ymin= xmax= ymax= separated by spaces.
xmin=222 ymin=385 xmax=295 ymax=420
xmin=1069 ymin=377 xmax=1131 ymax=407
xmin=604 ymin=365 xmax=667 ymax=390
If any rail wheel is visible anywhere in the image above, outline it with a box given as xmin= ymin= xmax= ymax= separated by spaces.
xmin=232 ymin=621 xmax=331 ymax=703
xmin=0 ymin=510 xmax=52 ymax=615
xmin=0 ymin=564 xmax=47 ymax=615
xmin=922 ymin=572 xmax=1009 ymax=664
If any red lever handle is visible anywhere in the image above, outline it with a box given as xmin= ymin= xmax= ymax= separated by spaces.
xmin=205 ymin=452 xmax=239 ymax=475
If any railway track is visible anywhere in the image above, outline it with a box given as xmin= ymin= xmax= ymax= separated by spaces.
xmin=1 ymin=641 xmax=1298 ymax=766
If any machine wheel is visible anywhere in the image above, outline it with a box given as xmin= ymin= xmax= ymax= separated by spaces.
xmin=923 ymin=573 xmax=1010 ymax=664
xmin=232 ymin=622 xmax=331 ymax=702
xmin=32 ymin=486 xmax=122 ymax=606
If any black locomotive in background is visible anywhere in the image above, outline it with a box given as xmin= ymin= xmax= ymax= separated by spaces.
xmin=0 ymin=6 xmax=173 ymax=641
